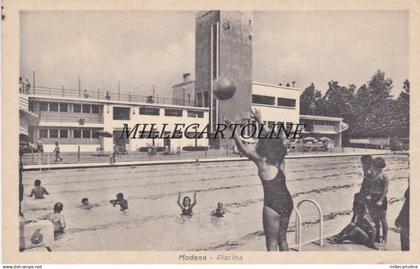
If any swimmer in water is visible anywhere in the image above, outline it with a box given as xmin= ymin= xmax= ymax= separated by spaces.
xmin=226 ymin=108 xmax=293 ymax=251
xmin=177 ymin=192 xmax=197 ymax=217
xmin=212 ymin=202 xmax=225 ymax=218
xmin=39 ymin=202 xmax=66 ymax=240
xmin=80 ymin=197 xmax=99 ymax=210
xmin=28 ymin=179 xmax=49 ymax=199
xmin=110 ymin=192 xmax=128 ymax=211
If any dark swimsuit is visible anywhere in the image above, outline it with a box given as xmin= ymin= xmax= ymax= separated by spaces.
xmin=368 ymin=174 xmax=388 ymax=212
xmin=213 ymin=209 xmax=225 ymax=218
xmin=182 ymin=207 xmax=193 ymax=217
xmin=262 ymin=169 xmax=294 ymax=216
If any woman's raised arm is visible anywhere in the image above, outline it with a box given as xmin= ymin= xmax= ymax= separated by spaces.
xmin=191 ymin=192 xmax=197 ymax=208
xmin=226 ymin=119 xmax=260 ymax=163
xmin=177 ymin=192 xmax=183 ymax=209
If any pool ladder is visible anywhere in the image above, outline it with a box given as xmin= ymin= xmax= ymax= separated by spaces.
xmin=293 ymin=199 xmax=324 ymax=251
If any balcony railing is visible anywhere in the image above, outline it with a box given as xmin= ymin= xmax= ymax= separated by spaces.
xmin=21 ymin=86 xmax=197 ymax=107
xmin=39 ymin=114 xmax=104 ymax=124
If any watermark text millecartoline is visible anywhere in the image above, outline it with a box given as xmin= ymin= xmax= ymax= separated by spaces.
xmin=119 ymin=123 xmax=305 ymax=140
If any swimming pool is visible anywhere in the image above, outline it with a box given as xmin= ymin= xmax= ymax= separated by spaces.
xmin=22 ymin=154 xmax=409 ymax=251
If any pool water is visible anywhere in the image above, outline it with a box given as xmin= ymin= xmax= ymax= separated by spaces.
xmin=22 ymin=154 xmax=409 ymax=251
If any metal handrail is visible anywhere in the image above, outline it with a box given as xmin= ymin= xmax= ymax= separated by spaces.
xmin=294 ymin=199 xmax=324 ymax=251
xmin=39 ymin=114 xmax=104 ymax=124
xmin=294 ymin=206 xmax=302 ymax=251
xmin=22 ymin=86 xmax=197 ymax=107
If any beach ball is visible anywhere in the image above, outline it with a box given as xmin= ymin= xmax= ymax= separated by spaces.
xmin=213 ymin=75 xmax=237 ymax=100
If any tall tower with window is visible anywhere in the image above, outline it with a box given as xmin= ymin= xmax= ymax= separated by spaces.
xmin=195 ymin=11 xmax=253 ymax=148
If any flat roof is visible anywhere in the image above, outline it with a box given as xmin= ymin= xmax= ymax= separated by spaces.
xmin=300 ymin=114 xmax=343 ymax=121
xmin=172 ymin=80 xmax=195 ymax=88
xmin=27 ymin=94 xmax=209 ymax=111
xmin=252 ymin=81 xmax=300 ymax=92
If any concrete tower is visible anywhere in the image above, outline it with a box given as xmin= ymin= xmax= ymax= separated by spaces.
xmin=195 ymin=11 xmax=253 ymax=148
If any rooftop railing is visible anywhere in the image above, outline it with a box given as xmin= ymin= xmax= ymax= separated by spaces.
xmin=20 ymin=85 xmax=197 ymax=107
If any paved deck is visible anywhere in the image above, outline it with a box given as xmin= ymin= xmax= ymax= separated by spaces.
xmin=22 ymin=151 xmax=402 ymax=171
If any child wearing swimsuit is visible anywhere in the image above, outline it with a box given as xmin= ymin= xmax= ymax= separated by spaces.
xmin=110 ymin=193 xmax=128 ymax=211
xmin=212 ymin=202 xmax=226 ymax=218
xmin=178 ymin=192 xmax=197 ymax=217
xmin=28 ymin=179 xmax=49 ymax=199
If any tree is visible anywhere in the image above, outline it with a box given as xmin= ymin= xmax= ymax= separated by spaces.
xmin=367 ymin=69 xmax=393 ymax=100
xmin=322 ymin=81 xmax=355 ymax=119
xmin=299 ymin=70 xmax=409 ymax=140
xmin=394 ymin=79 xmax=410 ymax=138
xmin=300 ymin=83 xmax=322 ymax=115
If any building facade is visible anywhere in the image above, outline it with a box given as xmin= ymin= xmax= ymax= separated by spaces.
xmin=251 ymin=82 xmax=301 ymax=128
xmin=195 ymin=11 xmax=253 ymax=148
xmin=300 ymin=115 xmax=348 ymax=147
xmin=20 ymin=10 xmax=348 ymax=152
xmin=21 ymin=89 xmax=209 ymax=153
xmin=172 ymin=73 xmax=195 ymax=106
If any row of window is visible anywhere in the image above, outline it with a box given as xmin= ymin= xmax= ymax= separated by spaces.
xmin=264 ymin=121 xmax=295 ymax=129
xmin=252 ymin=95 xmax=296 ymax=108
xmin=301 ymin=120 xmax=336 ymax=126
xmin=37 ymin=102 xmax=101 ymax=114
xmin=314 ymin=120 xmax=336 ymax=126
xmin=112 ymin=107 xmax=205 ymax=120
xmin=39 ymin=128 xmax=101 ymax=139
xmin=194 ymin=93 xmax=297 ymax=109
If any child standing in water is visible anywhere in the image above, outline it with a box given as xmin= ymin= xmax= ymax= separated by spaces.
xmin=110 ymin=193 xmax=128 ymax=211
xmin=28 ymin=179 xmax=49 ymax=199
xmin=368 ymin=157 xmax=389 ymax=243
xmin=212 ymin=202 xmax=226 ymax=218
xmin=177 ymin=192 xmax=197 ymax=217
xmin=39 ymin=202 xmax=66 ymax=239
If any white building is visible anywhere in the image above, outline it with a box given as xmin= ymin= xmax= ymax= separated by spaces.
xmin=21 ymin=88 xmax=209 ymax=153
xmin=172 ymin=73 xmax=195 ymax=106
xmin=251 ymin=82 xmax=300 ymax=128
xmin=20 ymin=77 xmax=348 ymax=153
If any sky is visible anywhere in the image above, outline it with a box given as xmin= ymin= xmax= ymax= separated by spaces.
xmin=20 ymin=10 xmax=408 ymax=98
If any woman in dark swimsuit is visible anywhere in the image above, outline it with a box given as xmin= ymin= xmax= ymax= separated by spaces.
xmin=226 ymin=109 xmax=293 ymax=251
xmin=177 ymin=192 xmax=197 ymax=217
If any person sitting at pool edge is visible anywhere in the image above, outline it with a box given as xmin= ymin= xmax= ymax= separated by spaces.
xmin=28 ymin=179 xmax=49 ymax=199
xmin=177 ymin=192 xmax=197 ymax=217
xmin=328 ymin=193 xmax=378 ymax=249
xmin=110 ymin=192 xmax=128 ymax=211
xmin=212 ymin=202 xmax=226 ymax=218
